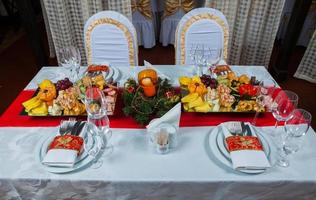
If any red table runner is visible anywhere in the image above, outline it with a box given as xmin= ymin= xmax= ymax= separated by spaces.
xmin=0 ymin=90 xmax=279 ymax=128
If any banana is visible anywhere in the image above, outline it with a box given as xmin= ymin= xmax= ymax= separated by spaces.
xmin=22 ymin=96 xmax=42 ymax=112
xmin=183 ymin=103 xmax=189 ymax=111
xmin=188 ymin=96 xmax=204 ymax=108
xmin=194 ymin=102 xmax=212 ymax=112
xmin=179 ymin=76 xmax=191 ymax=86
xmin=181 ymin=92 xmax=199 ymax=103
xmin=28 ymin=102 xmax=48 ymax=116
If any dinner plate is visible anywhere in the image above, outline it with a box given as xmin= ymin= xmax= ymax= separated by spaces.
xmin=207 ymin=125 xmax=271 ymax=174
xmin=36 ymin=129 xmax=99 ymax=174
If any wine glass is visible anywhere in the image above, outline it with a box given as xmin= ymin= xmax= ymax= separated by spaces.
xmin=84 ymin=123 xmax=102 ymax=169
xmin=272 ymin=90 xmax=298 ymax=128
xmin=251 ymin=78 xmax=277 ymax=126
xmin=189 ymin=43 xmax=198 ymax=66
xmin=190 ymin=44 xmax=205 ymax=76
xmin=58 ymin=46 xmax=81 ymax=82
xmin=84 ymin=87 xmax=113 ymax=166
xmin=204 ymin=47 xmax=222 ymax=76
xmin=271 ymin=90 xmax=298 ymax=154
xmin=277 ymin=108 xmax=312 ymax=167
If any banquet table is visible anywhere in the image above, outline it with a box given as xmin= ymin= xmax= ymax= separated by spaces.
xmin=1 ymin=65 xmax=316 ymax=200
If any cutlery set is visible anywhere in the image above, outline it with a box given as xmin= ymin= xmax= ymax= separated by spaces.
xmin=230 ymin=122 xmax=252 ymax=136
xmin=59 ymin=121 xmax=86 ymax=136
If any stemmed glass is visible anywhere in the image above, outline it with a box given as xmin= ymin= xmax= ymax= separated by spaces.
xmin=204 ymin=47 xmax=222 ymax=76
xmin=84 ymin=87 xmax=113 ymax=168
xmin=277 ymin=108 xmax=312 ymax=167
xmin=272 ymin=90 xmax=298 ymax=130
xmin=189 ymin=44 xmax=198 ymax=66
xmin=58 ymin=46 xmax=81 ymax=82
xmin=84 ymin=123 xmax=102 ymax=169
xmin=189 ymin=44 xmax=222 ymax=76
xmin=251 ymin=78 xmax=277 ymax=126
xmin=190 ymin=44 xmax=205 ymax=76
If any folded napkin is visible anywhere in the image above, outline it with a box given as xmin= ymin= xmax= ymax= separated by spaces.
xmin=221 ymin=122 xmax=271 ymax=170
xmin=146 ymin=103 xmax=181 ymax=132
xmin=42 ymin=124 xmax=86 ymax=168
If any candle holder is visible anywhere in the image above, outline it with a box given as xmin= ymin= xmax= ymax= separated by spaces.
xmin=147 ymin=122 xmax=178 ymax=154
xmin=138 ymin=69 xmax=158 ymax=97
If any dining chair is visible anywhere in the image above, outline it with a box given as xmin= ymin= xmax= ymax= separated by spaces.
xmin=84 ymin=11 xmax=138 ymax=66
xmin=174 ymin=8 xmax=229 ymax=65
xmin=160 ymin=0 xmax=196 ymax=46
xmin=131 ymin=0 xmax=156 ymax=48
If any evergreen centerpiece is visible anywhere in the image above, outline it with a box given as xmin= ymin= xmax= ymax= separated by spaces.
xmin=122 ymin=77 xmax=180 ymax=125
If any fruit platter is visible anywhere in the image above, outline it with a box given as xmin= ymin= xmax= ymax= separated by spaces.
xmin=179 ymin=65 xmax=268 ymax=113
xmin=22 ymin=65 xmax=118 ymax=116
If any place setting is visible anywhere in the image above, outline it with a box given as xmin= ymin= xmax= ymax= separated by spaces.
xmin=207 ymin=121 xmax=272 ymax=174
xmin=35 ymin=81 xmax=114 ymax=173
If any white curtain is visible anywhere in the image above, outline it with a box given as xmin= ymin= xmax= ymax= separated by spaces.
xmin=294 ymin=30 xmax=316 ymax=83
xmin=41 ymin=0 xmax=132 ymax=65
xmin=205 ymin=0 xmax=285 ymax=67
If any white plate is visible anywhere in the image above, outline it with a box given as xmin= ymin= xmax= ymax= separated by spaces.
xmin=36 ymin=131 xmax=99 ymax=174
xmin=207 ymin=126 xmax=271 ymax=174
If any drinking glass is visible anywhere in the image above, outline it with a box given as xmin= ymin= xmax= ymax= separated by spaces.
xmin=204 ymin=48 xmax=222 ymax=76
xmin=189 ymin=44 xmax=198 ymax=66
xmin=272 ymin=90 xmax=298 ymax=129
xmin=58 ymin=46 xmax=81 ymax=82
xmin=277 ymin=109 xmax=312 ymax=167
xmin=189 ymin=44 xmax=205 ymax=76
xmin=84 ymin=123 xmax=102 ymax=169
xmin=251 ymin=78 xmax=277 ymax=126
xmin=84 ymin=87 xmax=113 ymax=166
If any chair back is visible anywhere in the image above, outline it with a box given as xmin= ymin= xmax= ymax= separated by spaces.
xmin=84 ymin=11 xmax=138 ymax=66
xmin=175 ymin=8 xmax=229 ymax=65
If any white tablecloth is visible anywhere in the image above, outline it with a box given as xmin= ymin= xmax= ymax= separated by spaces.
xmin=1 ymin=65 xmax=315 ymax=199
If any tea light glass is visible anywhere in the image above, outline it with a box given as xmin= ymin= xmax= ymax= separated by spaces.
xmin=147 ymin=123 xmax=178 ymax=154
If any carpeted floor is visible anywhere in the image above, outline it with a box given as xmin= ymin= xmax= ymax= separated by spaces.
xmin=0 ymin=21 xmax=315 ymax=128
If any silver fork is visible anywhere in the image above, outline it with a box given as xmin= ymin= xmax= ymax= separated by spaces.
xmin=59 ymin=118 xmax=76 ymax=135
xmin=227 ymin=122 xmax=243 ymax=136
xmin=59 ymin=122 xmax=71 ymax=135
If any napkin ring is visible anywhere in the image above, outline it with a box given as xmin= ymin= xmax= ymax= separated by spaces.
xmin=48 ymin=135 xmax=84 ymax=154
xmin=226 ymin=136 xmax=263 ymax=152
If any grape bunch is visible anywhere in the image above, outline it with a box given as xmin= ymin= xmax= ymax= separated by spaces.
xmin=55 ymin=78 xmax=73 ymax=91
xmin=200 ymin=74 xmax=217 ymax=89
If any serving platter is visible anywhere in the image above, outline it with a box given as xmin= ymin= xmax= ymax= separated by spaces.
xmin=179 ymin=65 xmax=274 ymax=113
xmin=21 ymin=65 xmax=119 ymax=117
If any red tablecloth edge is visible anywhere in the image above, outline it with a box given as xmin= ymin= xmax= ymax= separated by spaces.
xmin=0 ymin=90 xmax=281 ymax=128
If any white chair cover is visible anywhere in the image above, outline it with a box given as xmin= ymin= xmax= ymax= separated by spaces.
xmin=160 ymin=9 xmax=186 ymax=46
xmin=160 ymin=0 xmax=196 ymax=46
xmin=84 ymin=11 xmax=138 ymax=66
xmin=132 ymin=0 xmax=156 ymax=48
xmin=175 ymin=8 xmax=229 ymax=65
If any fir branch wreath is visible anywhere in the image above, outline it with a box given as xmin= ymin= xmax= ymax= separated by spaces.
xmin=122 ymin=78 xmax=180 ymax=125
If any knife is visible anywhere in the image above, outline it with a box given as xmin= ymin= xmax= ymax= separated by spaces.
xmin=75 ymin=122 xmax=86 ymax=136
xmin=71 ymin=121 xmax=82 ymax=135
xmin=245 ymin=124 xmax=252 ymax=136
